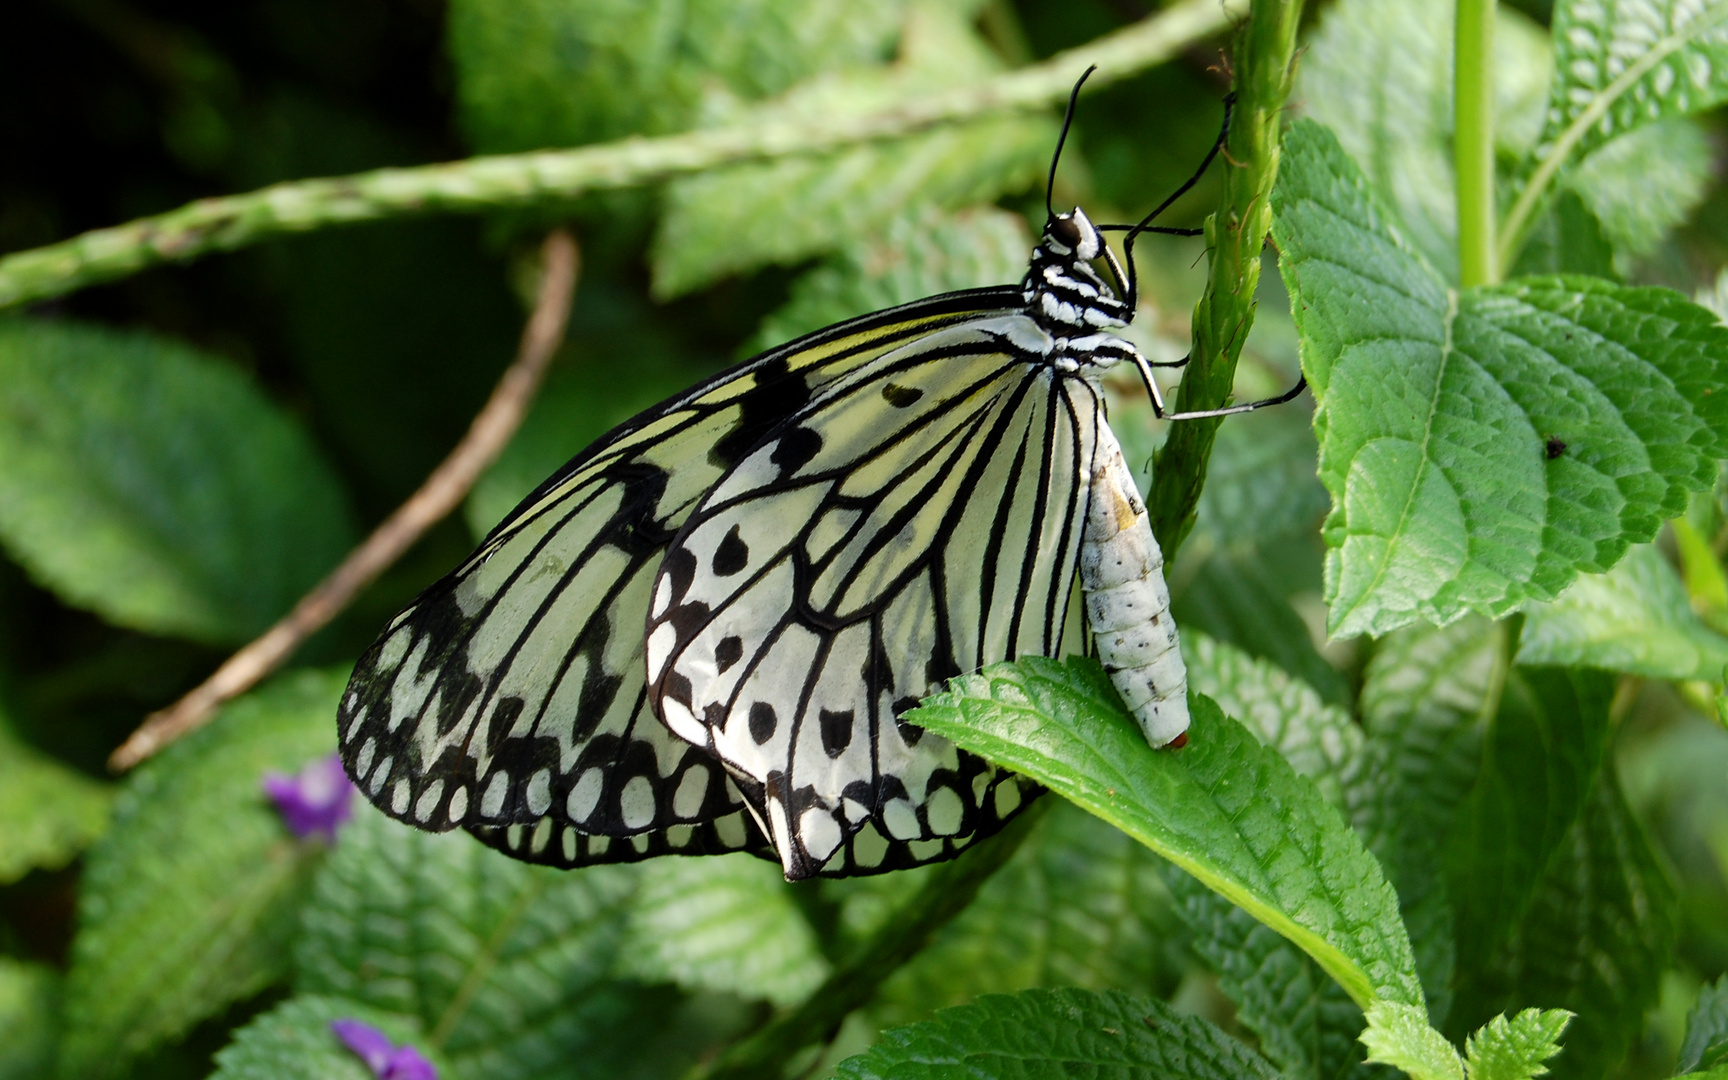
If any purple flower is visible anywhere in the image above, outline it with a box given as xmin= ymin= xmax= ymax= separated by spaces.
xmin=262 ymin=753 xmax=353 ymax=841
xmin=330 ymin=1019 xmax=437 ymax=1080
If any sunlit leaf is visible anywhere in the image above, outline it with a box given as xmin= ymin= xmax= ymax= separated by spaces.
xmin=1361 ymin=1001 xmax=1463 ymax=1080
xmin=1273 ymin=120 xmax=1728 ymax=637
xmin=908 ymin=657 xmax=1424 ymax=1011
xmin=1461 ymin=1009 xmax=1572 ymax=1080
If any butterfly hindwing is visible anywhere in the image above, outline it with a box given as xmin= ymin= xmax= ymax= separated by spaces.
xmin=337 ymin=288 xmax=1021 ymax=867
xmin=648 ymin=312 xmax=1099 ymax=878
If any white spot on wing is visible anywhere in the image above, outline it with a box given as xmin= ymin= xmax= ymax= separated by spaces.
xmin=480 ymin=771 xmax=509 ymax=818
xmin=526 ymin=769 xmax=551 ymax=815
xmin=414 ymin=780 xmax=444 ymax=822
xmin=448 ymin=785 xmax=469 ymax=823
xmin=568 ymin=768 xmax=603 ymax=822
xmin=673 ymin=768 xmax=709 ymax=819
xmin=799 ymin=808 xmax=842 ymax=864
xmin=620 ymin=775 xmax=656 ymax=830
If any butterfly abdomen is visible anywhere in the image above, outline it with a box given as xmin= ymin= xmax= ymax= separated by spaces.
xmin=1079 ymin=422 xmax=1189 ymax=747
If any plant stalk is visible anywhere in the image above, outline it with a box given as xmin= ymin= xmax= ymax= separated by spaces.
xmin=1455 ymin=0 xmax=1498 ymax=287
xmin=0 ymin=0 xmax=1243 ymax=313
xmin=1148 ymin=0 xmax=1304 ymax=561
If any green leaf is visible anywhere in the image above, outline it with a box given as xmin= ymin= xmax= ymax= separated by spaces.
xmin=447 ymin=0 xmax=907 ymax=153
xmin=1567 ymin=118 xmax=1712 ymax=261
xmin=1519 ymin=543 xmax=1728 ymax=680
xmin=0 ymin=713 xmax=110 ymax=884
xmin=907 ymin=657 xmax=1424 ymax=1011
xmin=1182 ymin=631 xmax=1362 ymax=807
xmin=0 ymin=319 xmax=356 ymax=645
xmin=1445 ymin=667 xmax=1617 ymax=1026
xmin=864 ymin=801 xmax=1184 ymax=1029
xmin=831 ymin=988 xmax=1281 ymax=1080
xmin=651 ymin=7 xmax=1052 ymax=297
xmin=297 ymin=805 xmax=675 ymax=1080
xmin=1533 ymin=0 xmax=1728 ymax=169
xmin=744 ymin=205 xmax=1032 ymax=355
xmin=1506 ymin=190 xmax=1617 ymax=280
xmin=616 ymin=853 xmax=828 ymax=1007
xmin=1296 ymin=0 xmax=1552 ymax=280
xmin=1166 ymin=877 xmax=1370 ymax=1080
xmin=1351 ymin=616 xmax=1503 ymax=1025
xmin=1449 ymin=772 xmax=1676 ymax=1080
xmin=1272 ymin=120 xmax=1728 ymax=638
xmin=1464 ymin=1010 xmax=1572 ymax=1080
xmin=1361 ymin=1001 xmax=1464 ymax=1080
xmin=59 ymin=668 xmax=346 ymax=1079
xmin=1679 ymin=975 xmax=1728 ymax=1073
xmin=0 ymin=959 xmax=60 ymax=1080
xmin=1168 ymin=634 xmax=1372 ymax=1080
xmin=210 ymin=995 xmax=446 ymax=1080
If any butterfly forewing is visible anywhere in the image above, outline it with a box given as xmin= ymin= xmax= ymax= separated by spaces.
xmin=647 ymin=312 xmax=1100 ymax=878
xmin=337 ymin=288 xmax=1021 ymax=868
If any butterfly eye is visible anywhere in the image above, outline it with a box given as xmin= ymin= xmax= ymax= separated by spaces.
xmin=1048 ymin=215 xmax=1083 ymax=249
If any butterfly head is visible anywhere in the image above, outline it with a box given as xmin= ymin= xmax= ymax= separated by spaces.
xmin=1024 ymin=207 xmax=1132 ymax=338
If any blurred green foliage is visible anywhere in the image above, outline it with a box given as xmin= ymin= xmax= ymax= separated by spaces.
xmin=2 ymin=0 xmax=1728 ymax=1077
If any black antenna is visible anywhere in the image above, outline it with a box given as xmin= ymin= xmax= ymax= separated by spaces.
xmin=1046 ymin=66 xmax=1098 ymax=221
xmin=1096 ymin=92 xmax=1235 ymax=309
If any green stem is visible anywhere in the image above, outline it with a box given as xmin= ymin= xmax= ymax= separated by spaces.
xmin=0 ymin=0 xmax=1243 ymax=313
xmin=687 ymin=801 xmax=1049 ymax=1080
xmin=1148 ymin=0 xmax=1304 ymax=561
xmin=1454 ymin=0 xmax=1497 ymax=288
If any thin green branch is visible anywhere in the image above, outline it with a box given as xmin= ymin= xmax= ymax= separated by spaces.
xmin=1149 ymin=0 xmax=1304 ymax=560
xmin=1496 ymin=2 xmax=1728 ymax=274
xmin=687 ymin=801 xmax=1049 ymax=1080
xmin=1455 ymin=0 xmax=1498 ymax=288
xmin=0 ymin=0 xmax=1244 ymax=312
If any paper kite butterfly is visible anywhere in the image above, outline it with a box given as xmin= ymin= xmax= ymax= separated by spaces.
xmin=336 ymin=75 xmax=1304 ymax=880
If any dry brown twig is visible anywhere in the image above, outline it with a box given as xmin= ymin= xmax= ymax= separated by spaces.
xmin=109 ymin=229 xmax=580 ymax=772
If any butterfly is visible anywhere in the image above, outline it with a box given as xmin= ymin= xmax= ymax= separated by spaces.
xmin=335 ymin=75 xmax=1304 ymax=880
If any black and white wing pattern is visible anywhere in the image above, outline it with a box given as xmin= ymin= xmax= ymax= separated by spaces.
xmin=647 ymin=312 xmax=1102 ymax=879
xmin=336 ymin=288 xmax=1021 ymax=869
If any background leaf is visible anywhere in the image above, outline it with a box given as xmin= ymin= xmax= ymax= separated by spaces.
xmin=1273 ymin=120 xmax=1728 ymax=637
xmin=617 ymin=854 xmax=828 ymax=1007
xmin=909 ymin=658 xmax=1424 ymax=1011
xmin=1680 ymin=975 xmax=1728 ymax=1073
xmin=1448 ymin=772 xmax=1676 ymax=1080
xmin=209 ymin=995 xmax=446 ymax=1080
xmin=1534 ymin=0 xmax=1728 ymax=168
xmin=744 ymin=205 xmax=1032 ymax=354
xmin=651 ymin=6 xmax=1052 ymax=296
xmin=59 ymin=669 xmax=346 ymax=1079
xmin=832 ymin=988 xmax=1281 ymax=1080
xmin=1350 ymin=617 xmax=1502 ymax=1025
xmin=1445 ymin=667 xmax=1618 ymax=1029
xmin=1519 ymin=543 xmax=1728 ymax=680
xmin=296 ymin=805 xmax=730 ymax=1080
xmin=1566 ymin=118 xmax=1713 ymax=262
xmin=446 ymin=0 xmax=909 ymax=153
xmin=1296 ymin=0 xmax=1551 ymax=280
xmin=0 ymin=711 xmax=110 ymax=885
xmin=0 ymin=959 xmax=59 ymax=1080
xmin=856 ymin=801 xmax=1185 ymax=1029
xmin=0 ymin=319 xmax=356 ymax=645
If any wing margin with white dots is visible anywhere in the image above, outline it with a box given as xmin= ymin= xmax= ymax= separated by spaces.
xmin=335 ymin=287 xmax=1024 ymax=869
xmin=647 ymin=313 xmax=1096 ymax=879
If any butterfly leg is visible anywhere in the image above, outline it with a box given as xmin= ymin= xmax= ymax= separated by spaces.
xmin=1131 ymin=347 xmax=1307 ymax=421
